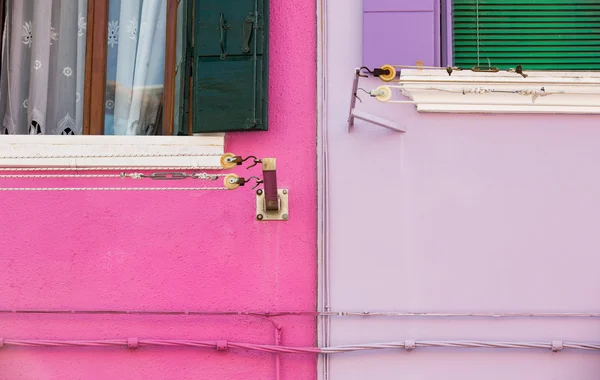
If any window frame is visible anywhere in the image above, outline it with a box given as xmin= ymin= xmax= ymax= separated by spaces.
xmin=393 ymin=0 xmax=600 ymax=115
xmin=84 ymin=0 xmax=177 ymax=136
xmin=0 ymin=0 xmax=224 ymax=169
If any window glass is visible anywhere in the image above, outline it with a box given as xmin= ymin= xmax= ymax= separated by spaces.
xmin=104 ymin=0 xmax=166 ymax=135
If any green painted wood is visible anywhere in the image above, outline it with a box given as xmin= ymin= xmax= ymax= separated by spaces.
xmin=192 ymin=0 xmax=268 ymax=133
xmin=453 ymin=0 xmax=600 ymax=70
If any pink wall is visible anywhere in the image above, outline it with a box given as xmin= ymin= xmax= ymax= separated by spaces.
xmin=322 ymin=0 xmax=600 ymax=378
xmin=0 ymin=1 xmax=317 ymax=379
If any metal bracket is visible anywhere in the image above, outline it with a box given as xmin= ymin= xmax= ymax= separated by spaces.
xmin=256 ymin=188 xmax=289 ymax=221
xmin=348 ymin=68 xmax=405 ymax=133
xmin=255 ymin=157 xmax=288 ymax=221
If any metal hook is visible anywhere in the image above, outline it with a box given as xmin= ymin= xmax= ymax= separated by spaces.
xmin=236 ymin=155 xmax=262 ymax=169
xmin=357 ymin=88 xmax=370 ymax=96
xmin=245 ymin=156 xmax=262 ymax=169
xmin=251 ymin=179 xmax=264 ymax=190
xmin=239 ymin=155 xmax=258 ymax=164
xmin=238 ymin=176 xmax=264 ymax=190
xmin=357 ymin=66 xmax=372 ymax=77
xmin=354 ymin=87 xmax=382 ymax=104
xmin=358 ymin=66 xmax=392 ymax=78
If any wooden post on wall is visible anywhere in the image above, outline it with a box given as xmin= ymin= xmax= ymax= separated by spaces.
xmin=163 ymin=0 xmax=177 ymax=136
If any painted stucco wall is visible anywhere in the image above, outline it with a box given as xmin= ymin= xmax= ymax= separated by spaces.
xmin=323 ymin=0 xmax=600 ymax=378
xmin=0 ymin=1 xmax=317 ymax=379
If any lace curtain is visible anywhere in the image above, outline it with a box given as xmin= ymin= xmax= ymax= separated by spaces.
xmin=0 ymin=0 xmax=166 ymax=135
xmin=0 ymin=0 xmax=87 ymax=135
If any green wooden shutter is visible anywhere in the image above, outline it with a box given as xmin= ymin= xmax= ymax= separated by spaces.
xmin=192 ymin=0 xmax=268 ymax=133
xmin=453 ymin=0 xmax=600 ymax=70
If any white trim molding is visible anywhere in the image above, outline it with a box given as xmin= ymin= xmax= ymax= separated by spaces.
xmin=0 ymin=135 xmax=225 ymax=168
xmin=399 ymin=69 xmax=600 ymax=114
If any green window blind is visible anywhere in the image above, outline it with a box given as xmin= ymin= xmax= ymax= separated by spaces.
xmin=453 ymin=0 xmax=600 ymax=70
xmin=191 ymin=0 xmax=268 ymax=133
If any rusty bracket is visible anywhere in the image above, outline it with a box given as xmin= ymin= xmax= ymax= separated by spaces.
xmin=255 ymin=158 xmax=289 ymax=221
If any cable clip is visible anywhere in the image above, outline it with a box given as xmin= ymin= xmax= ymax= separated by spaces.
xmin=551 ymin=340 xmax=563 ymax=352
xmin=404 ymin=340 xmax=416 ymax=351
xmin=216 ymin=340 xmax=228 ymax=351
xmin=127 ymin=337 xmax=139 ymax=349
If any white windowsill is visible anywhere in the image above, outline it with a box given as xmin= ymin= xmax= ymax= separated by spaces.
xmin=0 ymin=134 xmax=225 ymax=168
xmin=399 ymin=69 xmax=600 ymax=114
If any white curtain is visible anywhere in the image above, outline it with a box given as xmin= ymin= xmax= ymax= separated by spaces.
xmin=105 ymin=0 xmax=166 ymax=135
xmin=0 ymin=0 xmax=88 ymax=135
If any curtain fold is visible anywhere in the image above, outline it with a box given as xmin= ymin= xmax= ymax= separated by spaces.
xmin=0 ymin=0 xmax=165 ymax=136
xmin=0 ymin=0 xmax=87 ymax=135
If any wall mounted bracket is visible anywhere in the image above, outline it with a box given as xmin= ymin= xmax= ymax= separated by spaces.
xmin=256 ymin=188 xmax=289 ymax=221
xmin=255 ymin=158 xmax=289 ymax=221
xmin=348 ymin=68 xmax=405 ymax=133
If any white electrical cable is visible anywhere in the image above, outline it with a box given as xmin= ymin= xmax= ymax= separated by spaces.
xmin=324 ymin=311 xmax=600 ymax=318
xmin=317 ymin=0 xmax=331 ymax=377
xmin=320 ymin=340 xmax=600 ymax=353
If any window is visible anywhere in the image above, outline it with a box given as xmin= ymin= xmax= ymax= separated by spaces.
xmin=452 ymin=0 xmax=600 ymax=70
xmin=361 ymin=0 xmax=600 ymax=114
xmin=0 ymin=0 xmax=268 ymax=136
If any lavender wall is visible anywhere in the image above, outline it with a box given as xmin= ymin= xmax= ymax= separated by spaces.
xmin=363 ymin=0 xmax=439 ymax=68
xmin=0 ymin=1 xmax=317 ymax=379
xmin=325 ymin=0 xmax=600 ymax=378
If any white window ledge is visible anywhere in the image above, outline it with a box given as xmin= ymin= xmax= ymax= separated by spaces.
xmin=399 ymin=69 xmax=600 ymax=114
xmin=0 ymin=134 xmax=225 ymax=168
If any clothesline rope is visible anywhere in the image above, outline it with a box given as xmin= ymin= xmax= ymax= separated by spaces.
xmin=0 ymin=152 xmax=223 ymax=159
xmin=0 ymin=172 xmax=227 ymax=179
xmin=0 ymin=166 xmax=221 ymax=171
xmin=0 ymin=187 xmax=229 ymax=191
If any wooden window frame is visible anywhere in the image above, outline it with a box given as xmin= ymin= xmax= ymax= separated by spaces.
xmin=83 ymin=0 xmax=177 ymax=136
